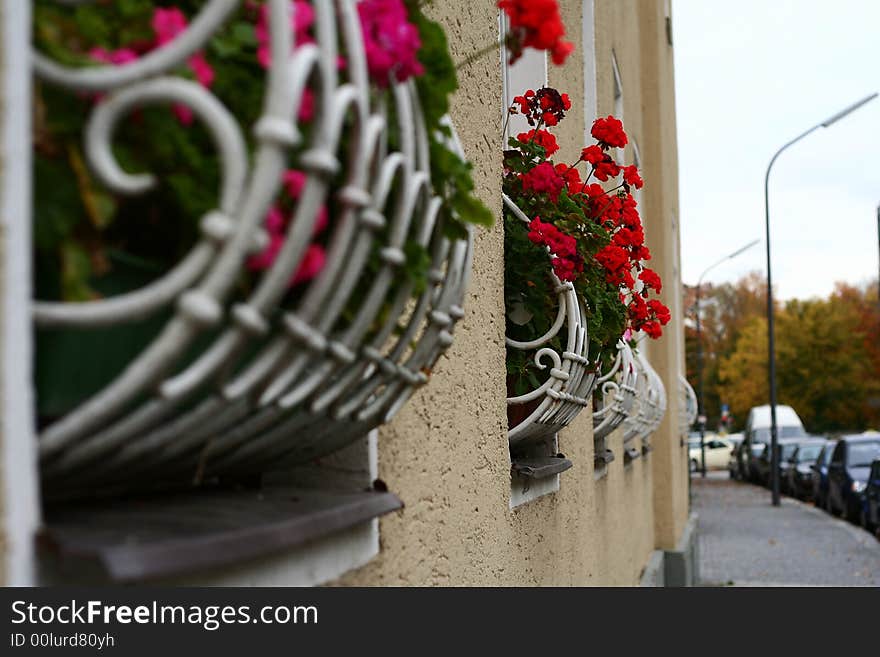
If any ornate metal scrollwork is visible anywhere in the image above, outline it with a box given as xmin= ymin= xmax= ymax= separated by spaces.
xmin=503 ymin=194 xmax=598 ymax=446
xmin=621 ymin=341 xmax=667 ymax=449
xmin=34 ymin=1 xmax=473 ymax=495
xmin=679 ymin=374 xmax=698 ymax=436
xmin=591 ymin=339 xmax=638 ymax=442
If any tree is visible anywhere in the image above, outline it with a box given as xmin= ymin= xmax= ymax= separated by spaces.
xmin=775 ymin=294 xmax=872 ymax=432
xmin=714 ymin=281 xmax=879 ymax=433
xmin=717 ymin=316 xmax=768 ymax=428
xmin=684 ymin=271 xmax=768 ymax=430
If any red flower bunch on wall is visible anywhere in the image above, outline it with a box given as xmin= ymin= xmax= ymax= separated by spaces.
xmin=528 ymin=218 xmax=583 ymax=281
xmin=511 ymin=87 xmax=572 ymax=127
xmin=498 ymin=0 xmax=574 ymax=65
xmin=504 ymin=87 xmax=671 ymax=354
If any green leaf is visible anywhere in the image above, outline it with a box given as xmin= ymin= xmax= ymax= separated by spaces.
xmin=59 ymin=242 xmax=95 ymax=302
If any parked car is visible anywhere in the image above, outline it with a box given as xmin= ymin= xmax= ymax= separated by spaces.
xmin=811 ymin=441 xmax=836 ymax=508
xmin=826 ymin=433 xmax=880 ymax=522
xmin=753 ymin=443 xmax=773 ymax=485
xmin=860 ymin=459 xmax=880 ymax=535
xmin=689 ymin=437 xmax=733 ymax=472
xmin=743 ymin=441 xmax=769 ymax=483
xmin=687 ymin=432 xmax=716 ymax=468
xmin=775 ymin=439 xmax=804 ymax=492
xmin=725 ymin=432 xmax=744 ymax=453
xmin=783 ymin=439 xmax=831 ymax=499
xmin=741 ymin=404 xmax=806 ymax=482
xmin=754 ymin=438 xmax=801 ymax=488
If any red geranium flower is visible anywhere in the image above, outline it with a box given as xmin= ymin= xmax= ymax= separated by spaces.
xmin=622 ymin=164 xmax=643 ymax=189
xmin=517 ymin=129 xmax=559 ymax=156
xmin=593 ymin=155 xmax=620 ymax=182
xmin=520 ymin=162 xmax=565 ymax=202
xmin=648 ymin=299 xmax=671 ymax=324
xmin=580 ymin=145 xmax=604 ymax=165
xmin=641 ymin=321 xmax=662 ymax=338
xmin=639 ymin=267 xmax=662 ymax=293
xmin=554 ymin=164 xmax=583 ymax=195
xmin=591 ymin=115 xmax=628 ymax=148
xmin=596 ymin=244 xmax=629 ymax=275
xmin=498 ymin=0 xmax=574 ymax=66
xmin=527 ymin=217 xmax=582 ymax=281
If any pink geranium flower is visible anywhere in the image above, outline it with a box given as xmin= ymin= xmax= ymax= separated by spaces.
xmin=291 ymin=244 xmax=327 ymax=286
xmin=89 ymin=47 xmax=139 ymax=66
xmin=357 ymin=0 xmax=424 ymax=87
xmin=150 ymin=7 xmax=215 ymax=125
xmin=151 ymin=7 xmax=187 ymax=46
xmin=88 ymin=8 xmax=215 ymax=126
xmin=247 ymin=169 xmax=329 ymax=287
xmin=255 ymin=1 xmax=316 ymax=68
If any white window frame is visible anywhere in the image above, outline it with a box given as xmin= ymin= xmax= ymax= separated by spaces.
xmin=1 ymin=0 xmax=40 ymax=587
xmin=500 ymin=15 xmax=561 ymax=508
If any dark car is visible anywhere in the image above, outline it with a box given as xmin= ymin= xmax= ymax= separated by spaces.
xmin=744 ymin=441 xmax=769 ymax=483
xmin=860 ymin=459 xmax=880 ymax=535
xmin=742 ymin=426 xmax=806 ymax=484
xmin=783 ymin=439 xmax=830 ymax=500
xmin=826 ymin=433 xmax=880 ymax=522
xmin=811 ymin=441 xmax=836 ymax=507
xmin=755 ymin=438 xmax=801 ymax=488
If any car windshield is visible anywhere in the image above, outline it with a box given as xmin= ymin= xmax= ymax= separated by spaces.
xmin=781 ymin=444 xmax=798 ymax=460
xmin=750 ymin=445 xmax=764 ymax=455
xmin=796 ymin=445 xmax=823 ymax=462
xmin=848 ymin=441 xmax=880 ymax=467
xmin=753 ymin=426 xmax=804 ymax=442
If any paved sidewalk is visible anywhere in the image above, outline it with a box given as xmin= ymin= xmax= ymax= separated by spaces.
xmin=692 ymin=472 xmax=880 ymax=586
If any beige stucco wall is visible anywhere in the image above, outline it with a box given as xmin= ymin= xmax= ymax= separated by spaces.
xmin=338 ymin=0 xmax=684 ymax=586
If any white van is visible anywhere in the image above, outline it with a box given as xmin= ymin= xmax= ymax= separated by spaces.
xmin=738 ymin=405 xmax=806 ymax=482
xmin=744 ymin=404 xmax=805 ymax=444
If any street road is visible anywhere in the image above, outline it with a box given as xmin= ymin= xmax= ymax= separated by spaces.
xmin=692 ymin=472 xmax=880 ymax=586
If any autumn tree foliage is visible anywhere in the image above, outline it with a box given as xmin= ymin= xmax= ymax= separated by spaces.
xmin=687 ymin=273 xmax=880 ymax=434
xmin=684 ymin=272 xmax=767 ymax=429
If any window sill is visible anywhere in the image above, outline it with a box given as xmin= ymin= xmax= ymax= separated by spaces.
xmin=38 ymin=485 xmax=402 ymax=583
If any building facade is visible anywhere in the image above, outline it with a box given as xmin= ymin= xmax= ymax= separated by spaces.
xmin=0 ymin=0 xmax=695 ymax=587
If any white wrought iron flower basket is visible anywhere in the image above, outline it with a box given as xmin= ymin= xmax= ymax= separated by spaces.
xmin=591 ymin=339 xmax=638 ymax=442
xmin=502 ymin=194 xmax=597 ymax=446
xmin=679 ymin=374 xmax=698 ymax=436
xmin=621 ymin=342 xmax=667 ymax=455
xmin=34 ymin=0 xmax=473 ymax=496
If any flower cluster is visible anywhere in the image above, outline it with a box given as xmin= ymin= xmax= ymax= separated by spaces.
xmin=503 ymin=85 xmax=671 ymax=347
xmin=90 ymin=7 xmax=215 ymax=125
xmin=357 ymin=0 xmax=425 ymax=87
xmin=520 ymin=161 xmax=565 ymax=203
xmin=84 ymin=1 xmax=438 ymax=291
xmin=527 ymin=217 xmax=583 ymax=282
xmin=591 ymin=115 xmax=628 ymax=149
xmin=498 ymin=0 xmax=574 ymax=65
xmin=511 ymin=88 xmax=572 ymax=127
xmin=247 ymin=170 xmax=327 ymax=288
xmin=516 ymin=129 xmax=559 ymax=156
xmin=580 ymin=145 xmax=619 ymax=182
xmin=628 ymin=296 xmax=670 ymax=338
xmin=92 ymin=2 xmax=425 ymax=125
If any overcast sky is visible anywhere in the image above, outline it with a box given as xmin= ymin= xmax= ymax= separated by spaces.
xmin=673 ymin=0 xmax=880 ymax=300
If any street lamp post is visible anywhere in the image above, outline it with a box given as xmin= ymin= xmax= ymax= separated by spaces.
xmin=694 ymin=239 xmax=760 ymax=477
xmin=764 ymin=92 xmax=878 ymax=507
